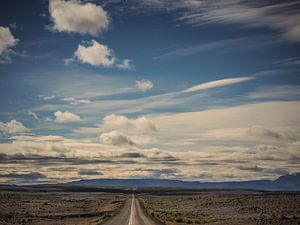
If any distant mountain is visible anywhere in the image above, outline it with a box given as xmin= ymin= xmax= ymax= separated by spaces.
xmin=68 ymin=173 xmax=300 ymax=191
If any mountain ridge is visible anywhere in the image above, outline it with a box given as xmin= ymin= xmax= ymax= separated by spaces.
xmin=68 ymin=173 xmax=300 ymax=191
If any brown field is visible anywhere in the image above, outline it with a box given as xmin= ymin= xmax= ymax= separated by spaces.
xmin=0 ymin=191 xmax=126 ymax=225
xmin=139 ymin=190 xmax=300 ymax=225
xmin=0 ymin=188 xmax=299 ymax=225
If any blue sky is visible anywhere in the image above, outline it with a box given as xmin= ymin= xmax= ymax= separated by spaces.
xmin=0 ymin=0 xmax=300 ymax=184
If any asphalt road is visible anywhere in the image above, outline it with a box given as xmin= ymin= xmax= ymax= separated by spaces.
xmin=102 ymin=194 xmax=163 ymax=225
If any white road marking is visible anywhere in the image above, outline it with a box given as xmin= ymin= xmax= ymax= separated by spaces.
xmin=128 ymin=194 xmax=135 ymax=225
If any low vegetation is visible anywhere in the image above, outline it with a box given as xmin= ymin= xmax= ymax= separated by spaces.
xmin=0 ymin=192 xmax=126 ymax=225
xmin=139 ymin=190 xmax=300 ymax=225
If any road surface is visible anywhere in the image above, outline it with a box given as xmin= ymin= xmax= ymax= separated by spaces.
xmin=102 ymin=194 xmax=163 ymax=225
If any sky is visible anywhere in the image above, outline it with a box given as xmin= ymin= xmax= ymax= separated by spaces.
xmin=0 ymin=0 xmax=300 ymax=184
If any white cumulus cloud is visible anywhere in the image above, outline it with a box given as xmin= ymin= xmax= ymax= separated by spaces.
xmin=0 ymin=120 xmax=30 ymax=134
xmin=54 ymin=111 xmax=81 ymax=123
xmin=48 ymin=0 xmax=109 ymax=36
xmin=102 ymin=114 xmax=157 ymax=131
xmin=99 ymin=131 xmax=135 ymax=146
xmin=74 ymin=40 xmax=115 ymax=67
xmin=0 ymin=26 xmax=18 ymax=63
xmin=68 ymin=40 xmax=133 ymax=69
xmin=116 ymin=59 xmax=134 ymax=70
xmin=135 ymin=79 xmax=154 ymax=92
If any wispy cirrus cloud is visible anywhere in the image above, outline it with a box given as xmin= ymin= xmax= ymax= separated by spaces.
xmin=247 ymin=85 xmax=300 ymax=100
xmin=116 ymin=0 xmax=300 ymax=42
xmin=182 ymin=77 xmax=254 ymax=93
xmin=155 ymin=35 xmax=281 ymax=60
xmin=62 ymin=97 xmax=91 ymax=106
xmin=178 ymin=0 xmax=300 ymax=42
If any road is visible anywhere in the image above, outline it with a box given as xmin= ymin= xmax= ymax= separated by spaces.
xmin=102 ymin=194 xmax=163 ymax=225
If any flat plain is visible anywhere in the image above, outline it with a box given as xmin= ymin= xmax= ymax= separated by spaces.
xmin=0 ymin=191 xmax=126 ymax=225
xmin=0 ymin=188 xmax=299 ymax=225
xmin=139 ymin=190 xmax=300 ymax=225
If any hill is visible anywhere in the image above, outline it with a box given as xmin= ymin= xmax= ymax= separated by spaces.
xmin=68 ymin=173 xmax=300 ymax=191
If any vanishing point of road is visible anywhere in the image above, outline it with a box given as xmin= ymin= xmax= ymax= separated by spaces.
xmin=102 ymin=194 xmax=163 ymax=225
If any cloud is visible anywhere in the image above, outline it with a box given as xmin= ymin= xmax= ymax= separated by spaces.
xmin=153 ymin=101 xmax=300 ymax=151
xmin=0 ymin=120 xmax=30 ymax=134
xmin=1 ymin=135 xmax=111 ymax=158
xmin=12 ymin=135 xmax=64 ymax=142
xmin=99 ymin=131 xmax=135 ymax=146
xmin=63 ymin=97 xmax=91 ymax=105
xmin=189 ymin=1 xmax=300 ymax=42
xmin=0 ymin=27 xmax=17 ymax=54
xmin=28 ymin=110 xmax=39 ymax=120
xmin=39 ymin=95 xmax=55 ymax=100
xmin=154 ymin=101 xmax=300 ymax=132
xmin=54 ymin=110 xmax=81 ymax=123
xmin=237 ymin=165 xmax=289 ymax=176
xmin=48 ymin=0 xmax=109 ymax=36
xmin=130 ymin=135 xmax=153 ymax=145
xmin=78 ymin=169 xmax=102 ymax=176
xmin=0 ymin=133 xmax=298 ymax=183
xmin=0 ymin=26 xmax=18 ymax=63
xmin=238 ymin=165 xmax=264 ymax=172
xmin=68 ymin=40 xmax=133 ymax=69
xmin=146 ymin=150 xmax=178 ymax=162
xmin=116 ymin=59 xmax=134 ymax=70
xmin=249 ymin=126 xmax=287 ymax=140
xmin=275 ymin=57 xmax=300 ymax=67
xmin=199 ymin=125 xmax=296 ymax=143
xmin=0 ymin=172 xmax=46 ymax=181
xmin=102 ymin=114 xmax=157 ymax=131
xmin=135 ymin=79 xmax=154 ymax=92
xmin=74 ymin=40 xmax=115 ymax=67
xmin=182 ymin=77 xmax=254 ymax=93
xmin=43 ymin=95 xmax=55 ymax=100
xmin=247 ymin=85 xmax=300 ymax=100
xmin=120 ymin=152 xmax=145 ymax=158
xmin=130 ymin=168 xmax=179 ymax=179
xmin=155 ymin=36 xmax=280 ymax=60
xmin=129 ymin=0 xmax=300 ymax=42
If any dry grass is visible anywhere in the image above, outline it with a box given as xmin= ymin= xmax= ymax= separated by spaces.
xmin=139 ymin=190 xmax=300 ymax=225
xmin=0 ymin=191 xmax=126 ymax=225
